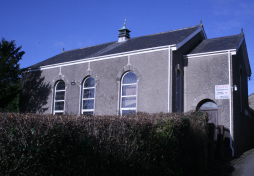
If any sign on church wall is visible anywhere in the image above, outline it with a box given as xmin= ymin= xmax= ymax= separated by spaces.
xmin=215 ymin=85 xmax=230 ymax=99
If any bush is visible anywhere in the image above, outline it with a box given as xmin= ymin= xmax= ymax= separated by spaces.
xmin=0 ymin=112 xmax=208 ymax=176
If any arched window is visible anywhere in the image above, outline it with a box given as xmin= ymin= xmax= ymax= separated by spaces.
xmin=198 ymin=101 xmax=218 ymax=110
xmin=197 ymin=100 xmax=218 ymax=140
xmin=54 ymin=80 xmax=65 ymax=115
xmin=121 ymin=72 xmax=137 ymax=115
xmin=82 ymin=77 xmax=95 ymax=115
xmin=197 ymin=100 xmax=218 ymax=126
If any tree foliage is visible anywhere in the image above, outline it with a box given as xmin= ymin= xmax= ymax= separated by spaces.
xmin=0 ymin=38 xmax=25 ymax=112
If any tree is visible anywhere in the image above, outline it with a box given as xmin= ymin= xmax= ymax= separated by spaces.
xmin=0 ymin=38 xmax=25 ymax=112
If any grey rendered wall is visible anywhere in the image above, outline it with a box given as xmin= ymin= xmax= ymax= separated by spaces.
xmin=130 ymin=50 xmax=169 ymax=113
xmin=184 ymin=53 xmax=231 ymax=129
xmin=23 ymin=49 xmax=170 ymax=115
xmin=90 ymin=57 xmax=127 ymax=115
xmin=249 ymin=93 xmax=254 ymax=109
xmin=20 ymin=68 xmax=58 ymax=114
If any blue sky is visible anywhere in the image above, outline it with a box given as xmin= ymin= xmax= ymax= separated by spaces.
xmin=1 ymin=0 xmax=254 ymax=94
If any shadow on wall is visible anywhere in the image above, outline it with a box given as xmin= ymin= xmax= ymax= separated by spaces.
xmin=20 ymin=70 xmax=51 ymax=113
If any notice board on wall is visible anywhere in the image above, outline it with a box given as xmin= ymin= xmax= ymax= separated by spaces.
xmin=215 ymin=85 xmax=230 ymax=99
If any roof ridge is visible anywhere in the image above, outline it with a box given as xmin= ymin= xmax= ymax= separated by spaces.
xmin=60 ymin=41 xmax=116 ymax=54
xmin=128 ymin=25 xmax=201 ymax=40
xmin=249 ymin=92 xmax=254 ymax=96
xmin=30 ymin=24 xmax=203 ymax=68
xmin=204 ymin=33 xmax=243 ymax=41
xmin=61 ymin=25 xmax=200 ymax=53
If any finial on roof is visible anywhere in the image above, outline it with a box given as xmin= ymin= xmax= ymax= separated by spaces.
xmin=63 ymin=48 xmax=65 ymax=52
xmin=241 ymin=28 xmax=245 ymax=36
xmin=124 ymin=18 xmax=126 ymax=27
xmin=118 ymin=18 xmax=131 ymax=42
xmin=200 ymin=20 xmax=203 ymax=26
xmin=120 ymin=18 xmax=127 ymax=30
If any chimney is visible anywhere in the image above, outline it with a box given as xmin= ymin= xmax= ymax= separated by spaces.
xmin=118 ymin=19 xmax=131 ymax=42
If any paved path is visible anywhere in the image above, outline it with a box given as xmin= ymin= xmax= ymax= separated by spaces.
xmin=230 ymin=149 xmax=254 ymax=176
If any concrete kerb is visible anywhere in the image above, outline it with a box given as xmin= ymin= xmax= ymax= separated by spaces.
xmin=230 ymin=148 xmax=254 ymax=167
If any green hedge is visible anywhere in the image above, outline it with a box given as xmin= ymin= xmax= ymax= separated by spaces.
xmin=0 ymin=112 xmax=208 ymax=176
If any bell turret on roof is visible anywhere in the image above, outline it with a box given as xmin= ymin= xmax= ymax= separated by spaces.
xmin=118 ymin=19 xmax=131 ymax=42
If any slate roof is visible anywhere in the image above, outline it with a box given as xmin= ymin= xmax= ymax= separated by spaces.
xmin=190 ymin=34 xmax=244 ymax=54
xmin=31 ymin=25 xmax=201 ymax=68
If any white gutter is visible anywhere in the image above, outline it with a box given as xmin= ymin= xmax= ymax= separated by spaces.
xmin=228 ymin=50 xmax=234 ymax=157
xmin=184 ymin=49 xmax=236 ymax=59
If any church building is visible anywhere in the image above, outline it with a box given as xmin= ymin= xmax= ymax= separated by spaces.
xmin=21 ymin=21 xmax=253 ymax=156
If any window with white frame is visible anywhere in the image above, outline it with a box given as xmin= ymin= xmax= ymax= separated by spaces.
xmin=121 ymin=72 xmax=137 ymax=115
xmin=82 ymin=77 xmax=95 ymax=115
xmin=54 ymin=80 xmax=65 ymax=115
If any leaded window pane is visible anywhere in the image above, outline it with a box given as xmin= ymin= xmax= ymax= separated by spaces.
xmin=83 ymin=89 xmax=94 ymax=98
xmin=55 ymin=91 xmax=65 ymax=100
xmin=82 ymin=77 xmax=95 ymax=114
xmin=84 ymin=77 xmax=95 ymax=87
xmin=122 ymin=110 xmax=135 ymax=115
xmin=122 ymin=85 xmax=136 ymax=96
xmin=56 ymin=81 xmax=65 ymax=90
xmin=55 ymin=102 xmax=64 ymax=110
xmin=83 ymin=100 xmax=94 ymax=109
xmin=122 ymin=97 xmax=136 ymax=108
xmin=123 ymin=72 xmax=137 ymax=84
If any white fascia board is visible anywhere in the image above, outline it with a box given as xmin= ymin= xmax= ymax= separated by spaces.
xmin=171 ymin=46 xmax=177 ymax=51
xmin=176 ymin=26 xmax=206 ymax=50
xmin=183 ymin=49 xmax=236 ymax=59
xmin=30 ymin=44 xmax=177 ymax=71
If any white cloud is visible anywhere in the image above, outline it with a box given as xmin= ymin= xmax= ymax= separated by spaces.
xmin=215 ymin=20 xmax=241 ymax=31
xmin=235 ymin=2 xmax=254 ymax=16
xmin=54 ymin=41 xmax=67 ymax=47
xmin=210 ymin=0 xmax=254 ymax=17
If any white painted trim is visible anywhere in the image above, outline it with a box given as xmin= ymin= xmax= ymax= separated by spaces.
xmin=168 ymin=46 xmax=172 ymax=112
xmin=228 ymin=50 xmax=234 ymax=157
xmin=176 ymin=27 xmax=205 ymax=49
xmin=51 ymin=89 xmax=53 ymax=114
xmin=88 ymin=62 xmax=91 ymax=70
xmin=78 ymin=84 xmax=81 ymax=115
xmin=26 ymin=45 xmax=176 ymax=72
xmin=117 ymin=81 xmax=120 ymax=115
xmin=184 ymin=49 xmax=236 ymax=59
